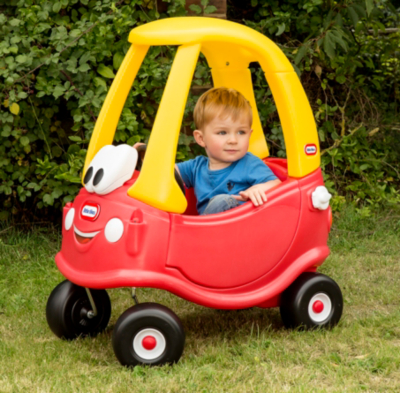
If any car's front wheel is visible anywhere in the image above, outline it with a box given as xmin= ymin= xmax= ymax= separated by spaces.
xmin=112 ymin=303 xmax=185 ymax=367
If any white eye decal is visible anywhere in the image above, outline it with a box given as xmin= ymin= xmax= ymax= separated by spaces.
xmin=84 ymin=145 xmax=138 ymax=195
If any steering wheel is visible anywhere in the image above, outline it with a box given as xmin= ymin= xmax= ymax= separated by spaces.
xmin=135 ymin=144 xmax=186 ymax=194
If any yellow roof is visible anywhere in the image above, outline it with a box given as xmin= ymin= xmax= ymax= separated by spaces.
xmin=84 ymin=17 xmax=320 ymax=214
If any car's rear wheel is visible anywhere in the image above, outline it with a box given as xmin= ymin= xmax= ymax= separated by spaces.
xmin=280 ymin=272 xmax=343 ymax=329
xmin=112 ymin=303 xmax=185 ymax=367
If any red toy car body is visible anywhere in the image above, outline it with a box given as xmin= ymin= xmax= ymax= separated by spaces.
xmin=46 ymin=17 xmax=343 ymax=368
xmin=57 ymin=158 xmax=331 ymax=310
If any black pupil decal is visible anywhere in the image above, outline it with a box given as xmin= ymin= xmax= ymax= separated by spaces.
xmin=84 ymin=167 xmax=93 ymax=184
xmin=93 ymin=168 xmax=104 ymax=186
xmin=227 ymin=182 xmax=234 ymax=191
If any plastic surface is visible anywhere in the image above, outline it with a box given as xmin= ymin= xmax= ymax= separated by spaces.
xmin=56 ymin=162 xmax=332 ymax=309
xmin=112 ymin=303 xmax=185 ymax=366
xmin=46 ymin=280 xmax=111 ymax=339
xmin=280 ymin=272 xmax=343 ymax=329
xmin=84 ymin=144 xmax=138 ymax=195
xmin=55 ymin=19 xmax=335 ymax=313
xmin=312 ymin=186 xmax=332 ymax=210
xmin=83 ymin=17 xmax=319 ymax=213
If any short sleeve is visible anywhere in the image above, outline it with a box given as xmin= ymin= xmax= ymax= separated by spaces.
xmin=176 ymin=159 xmax=196 ymax=188
xmin=245 ymin=154 xmax=277 ymax=186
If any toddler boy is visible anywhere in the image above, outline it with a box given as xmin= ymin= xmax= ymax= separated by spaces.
xmin=176 ymin=87 xmax=281 ymax=215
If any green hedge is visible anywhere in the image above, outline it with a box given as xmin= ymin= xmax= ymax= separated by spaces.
xmin=0 ymin=0 xmax=399 ymax=222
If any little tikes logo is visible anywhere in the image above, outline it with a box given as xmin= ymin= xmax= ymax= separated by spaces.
xmin=304 ymin=144 xmax=317 ymax=156
xmin=81 ymin=203 xmax=100 ymax=221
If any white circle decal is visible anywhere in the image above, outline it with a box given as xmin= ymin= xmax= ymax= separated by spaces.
xmin=65 ymin=208 xmax=75 ymax=231
xmin=104 ymin=218 xmax=124 ymax=243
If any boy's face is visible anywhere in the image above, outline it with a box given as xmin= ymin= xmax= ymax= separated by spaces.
xmin=193 ymin=113 xmax=252 ymax=170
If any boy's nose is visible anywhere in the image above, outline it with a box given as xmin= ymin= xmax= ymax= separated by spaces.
xmin=227 ymin=135 xmax=238 ymax=143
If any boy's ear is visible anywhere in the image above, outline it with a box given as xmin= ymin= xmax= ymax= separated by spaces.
xmin=193 ymin=130 xmax=206 ymax=147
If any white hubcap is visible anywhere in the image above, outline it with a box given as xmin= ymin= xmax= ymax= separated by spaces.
xmin=133 ymin=328 xmax=166 ymax=360
xmin=308 ymin=293 xmax=332 ymax=323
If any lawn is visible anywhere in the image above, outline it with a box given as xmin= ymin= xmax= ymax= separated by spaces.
xmin=0 ymin=206 xmax=399 ymax=393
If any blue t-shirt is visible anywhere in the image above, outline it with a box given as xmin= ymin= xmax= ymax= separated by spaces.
xmin=177 ymin=153 xmax=277 ymax=214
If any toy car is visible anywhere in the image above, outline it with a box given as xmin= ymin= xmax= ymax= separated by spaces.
xmin=46 ymin=17 xmax=343 ymax=367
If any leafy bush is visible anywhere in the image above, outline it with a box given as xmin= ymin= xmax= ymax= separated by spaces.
xmin=236 ymin=0 xmax=400 ymax=206
xmin=0 ymin=0 xmax=399 ymax=222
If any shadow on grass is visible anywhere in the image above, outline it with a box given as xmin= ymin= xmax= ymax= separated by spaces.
xmin=179 ymin=306 xmax=284 ymax=340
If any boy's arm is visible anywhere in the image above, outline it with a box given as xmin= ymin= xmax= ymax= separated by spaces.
xmin=232 ymin=179 xmax=281 ymax=206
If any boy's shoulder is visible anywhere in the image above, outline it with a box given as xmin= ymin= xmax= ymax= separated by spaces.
xmin=177 ymin=154 xmax=208 ymax=169
xmin=238 ymin=152 xmax=264 ymax=165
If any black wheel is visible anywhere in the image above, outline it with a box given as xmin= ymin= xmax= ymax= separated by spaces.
xmin=46 ymin=280 xmax=111 ymax=340
xmin=280 ymin=272 xmax=343 ymax=329
xmin=112 ymin=303 xmax=185 ymax=367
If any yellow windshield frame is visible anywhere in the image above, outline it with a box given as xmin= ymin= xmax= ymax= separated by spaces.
xmin=83 ymin=17 xmax=320 ymax=214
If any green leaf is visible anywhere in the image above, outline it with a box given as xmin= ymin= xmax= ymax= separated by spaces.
xmin=68 ymin=136 xmax=82 ymax=142
xmin=15 ymin=55 xmax=27 ymax=63
xmin=276 ymin=23 xmax=286 ymax=36
xmin=78 ymin=63 xmax=91 ymax=72
xmin=94 ymin=77 xmax=107 ymax=89
xmin=43 ymin=194 xmax=54 ymax=206
xmin=323 ymin=9 xmax=333 ymax=29
xmin=365 ymin=0 xmax=374 ymax=16
xmin=336 ymin=75 xmax=346 ymax=84
xmin=189 ymin=4 xmax=202 ymax=14
xmin=51 ymin=146 xmax=63 ymax=157
xmin=201 ymin=0 xmax=208 ymax=6
xmin=20 ymin=136 xmax=30 ymax=146
xmin=53 ymin=85 xmax=66 ymax=99
xmin=113 ymin=53 xmax=124 ymax=70
xmin=70 ymin=29 xmax=82 ymax=38
xmin=17 ymin=91 xmax=28 ymax=99
xmin=347 ymin=6 xmax=359 ymax=28
xmin=323 ymin=32 xmax=336 ymax=59
xmin=294 ymin=44 xmax=308 ymax=65
xmin=10 ymin=36 xmax=21 ymax=44
xmin=353 ymin=4 xmax=366 ymax=18
xmin=53 ymin=2 xmax=62 ymax=13
xmin=9 ymin=19 xmax=21 ymax=27
xmin=1 ymin=125 xmax=12 ymax=137
xmin=204 ymin=5 xmax=217 ymax=14
xmin=330 ymin=30 xmax=348 ymax=51
xmin=97 ymin=64 xmax=115 ymax=79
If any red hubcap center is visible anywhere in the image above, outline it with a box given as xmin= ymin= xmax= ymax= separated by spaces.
xmin=312 ymin=300 xmax=324 ymax=314
xmin=142 ymin=336 xmax=157 ymax=350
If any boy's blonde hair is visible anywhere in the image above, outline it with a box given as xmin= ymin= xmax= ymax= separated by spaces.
xmin=193 ymin=87 xmax=253 ymax=130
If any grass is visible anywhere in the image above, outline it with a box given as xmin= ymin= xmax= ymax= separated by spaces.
xmin=0 ymin=205 xmax=399 ymax=392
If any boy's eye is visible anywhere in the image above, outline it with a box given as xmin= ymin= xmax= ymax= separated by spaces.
xmin=238 ymin=130 xmax=246 ymax=135
xmin=217 ymin=131 xmax=226 ymax=135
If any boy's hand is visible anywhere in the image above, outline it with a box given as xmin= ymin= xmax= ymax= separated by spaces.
xmin=133 ymin=142 xmax=146 ymax=149
xmin=232 ymin=179 xmax=281 ymax=207
xmin=232 ymin=184 xmax=268 ymax=206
